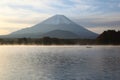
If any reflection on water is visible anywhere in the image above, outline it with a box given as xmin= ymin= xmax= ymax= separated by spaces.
xmin=0 ymin=46 xmax=120 ymax=80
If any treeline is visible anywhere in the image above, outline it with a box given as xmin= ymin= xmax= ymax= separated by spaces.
xmin=0 ymin=30 xmax=120 ymax=45
xmin=0 ymin=37 xmax=96 ymax=45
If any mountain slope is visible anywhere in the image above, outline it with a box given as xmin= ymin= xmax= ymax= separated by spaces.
xmin=40 ymin=30 xmax=80 ymax=39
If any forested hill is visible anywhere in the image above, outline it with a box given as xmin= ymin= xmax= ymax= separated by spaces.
xmin=97 ymin=30 xmax=120 ymax=45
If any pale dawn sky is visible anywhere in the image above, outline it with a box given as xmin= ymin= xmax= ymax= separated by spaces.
xmin=0 ymin=0 xmax=120 ymax=35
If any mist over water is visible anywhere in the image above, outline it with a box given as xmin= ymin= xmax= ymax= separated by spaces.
xmin=0 ymin=46 xmax=120 ymax=80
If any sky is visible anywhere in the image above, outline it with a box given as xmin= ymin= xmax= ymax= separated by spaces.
xmin=0 ymin=0 xmax=120 ymax=35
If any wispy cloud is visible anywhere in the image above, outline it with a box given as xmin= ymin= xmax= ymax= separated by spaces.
xmin=73 ymin=13 xmax=120 ymax=33
xmin=0 ymin=0 xmax=120 ymax=35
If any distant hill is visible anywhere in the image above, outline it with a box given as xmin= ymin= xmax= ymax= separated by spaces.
xmin=0 ymin=15 xmax=98 ymax=39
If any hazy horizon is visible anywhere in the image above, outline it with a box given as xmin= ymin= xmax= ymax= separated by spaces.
xmin=0 ymin=0 xmax=120 ymax=35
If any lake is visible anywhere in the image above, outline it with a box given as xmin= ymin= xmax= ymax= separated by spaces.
xmin=0 ymin=45 xmax=120 ymax=80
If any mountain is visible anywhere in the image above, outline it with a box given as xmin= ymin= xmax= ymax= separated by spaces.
xmin=1 ymin=15 xmax=98 ymax=39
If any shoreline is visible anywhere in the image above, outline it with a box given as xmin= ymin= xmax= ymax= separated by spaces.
xmin=0 ymin=44 xmax=120 ymax=47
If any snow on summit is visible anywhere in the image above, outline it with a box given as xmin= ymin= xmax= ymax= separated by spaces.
xmin=42 ymin=15 xmax=74 ymax=25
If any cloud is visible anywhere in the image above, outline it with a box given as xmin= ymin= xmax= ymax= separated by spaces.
xmin=118 ymin=3 xmax=120 ymax=7
xmin=0 ymin=0 xmax=97 ymax=16
xmin=0 ymin=0 xmax=120 ymax=35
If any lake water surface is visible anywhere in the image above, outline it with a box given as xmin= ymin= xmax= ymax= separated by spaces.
xmin=0 ymin=45 xmax=120 ymax=80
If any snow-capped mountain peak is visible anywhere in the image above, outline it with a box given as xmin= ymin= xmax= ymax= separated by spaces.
xmin=4 ymin=14 xmax=98 ymax=39
xmin=41 ymin=15 xmax=74 ymax=25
